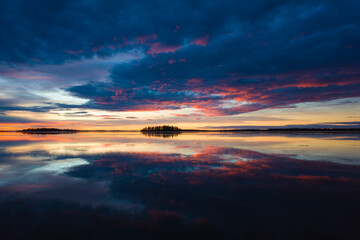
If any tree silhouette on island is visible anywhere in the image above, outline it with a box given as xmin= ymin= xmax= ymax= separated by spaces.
xmin=140 ymin=125 xmax=182 ymax=138
xmin=140 ymin=125 xmax=182 ymax=132
xmin=20 ymin=128 xmax=78 ymax=134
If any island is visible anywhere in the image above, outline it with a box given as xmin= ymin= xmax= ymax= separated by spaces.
xmin=19 ymin=128 xmax=79 ymax=134
xmin=140 ymin=125 xmax=182 ymax=138
xmin=140 ymin=125 xmax=182 ymax=132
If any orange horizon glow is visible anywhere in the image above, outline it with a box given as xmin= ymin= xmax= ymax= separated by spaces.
xmin=1 ymin=96 xmax=359 ymax=131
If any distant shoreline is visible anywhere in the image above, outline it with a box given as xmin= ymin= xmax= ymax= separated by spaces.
xmin=184 ymin=128 xmax=360 ymax=132
xmin=0 ymin=128 xmax=360 ymax=133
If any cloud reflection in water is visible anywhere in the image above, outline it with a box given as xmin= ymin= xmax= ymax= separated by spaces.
xmin=0 ymin=132 xmax=359 ymax=239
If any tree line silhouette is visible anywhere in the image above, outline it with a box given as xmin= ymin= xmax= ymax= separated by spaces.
xmin=140 ymin=125 xmax=182 ymax=132
xmin=20 ymin=128 xmax=78 ymax=134
xmin=21 ymin=128 xmax=78 ymax=132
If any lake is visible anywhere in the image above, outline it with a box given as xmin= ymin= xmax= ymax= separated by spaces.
xmin=0 ymin=131 xmax=359 ymax=239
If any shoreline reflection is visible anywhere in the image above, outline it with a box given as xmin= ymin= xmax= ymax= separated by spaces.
xmin=141 ymin=131 xmax=182 ymax=138
xmin=0 ymin=132 xmax=359 ymax=239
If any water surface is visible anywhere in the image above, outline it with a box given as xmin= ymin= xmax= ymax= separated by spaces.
xmin=0 ymin=132 xmax=359 ymax=239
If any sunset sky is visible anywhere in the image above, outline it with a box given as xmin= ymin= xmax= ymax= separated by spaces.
xmin=0 ymin=0 xmax=359 ymax=130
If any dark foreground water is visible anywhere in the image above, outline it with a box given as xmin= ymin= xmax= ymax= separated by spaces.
xmin=0 ymin=132 xmax=359 ymax=239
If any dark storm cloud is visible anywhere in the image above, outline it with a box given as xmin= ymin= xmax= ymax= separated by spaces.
xmin=1 ymin=0 xmax=360 ymax=115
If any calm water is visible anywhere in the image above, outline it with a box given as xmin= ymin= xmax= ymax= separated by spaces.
xmin=0 ymin=132 xmax=359 ymax=239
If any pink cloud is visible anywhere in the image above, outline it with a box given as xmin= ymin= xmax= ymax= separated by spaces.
xmin=190 ymin=34 xmax=210 ymax=47
xmin=135 ymin=34 xmax=157 ymax=44
xmin=185 ymin=78 xmax=202 ymax=86
xmin=62 ymin=49 xmax=78 ymax=55
xmin=147 ymin=42 xmax=183 ymax=55
xmin=168 ymin=59 xmax=176 ymax=64
xmin=92 ymin=46 xmax=102 ymax=53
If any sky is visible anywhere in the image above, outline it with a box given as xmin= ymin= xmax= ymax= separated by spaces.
xmin=0 ymin=0 xmax=359 ymax=130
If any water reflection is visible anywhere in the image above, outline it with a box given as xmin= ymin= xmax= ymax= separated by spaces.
xmin=0 ymin=132 xmax=359 ymax=239
xmin=141 ymin=131 xmax=182 ymax=138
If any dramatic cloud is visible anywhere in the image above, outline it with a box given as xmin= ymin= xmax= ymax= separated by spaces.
xmin=1 ymin=0 xmax=360 ymax=121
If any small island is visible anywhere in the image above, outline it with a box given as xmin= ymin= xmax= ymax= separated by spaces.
xmin=140 ymin=125 xmax=182 ymax=138
xmin=140 ymin=125 xmax=182 ymax=132
xmin=19 ymin=128 xmax=79 ymax=134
